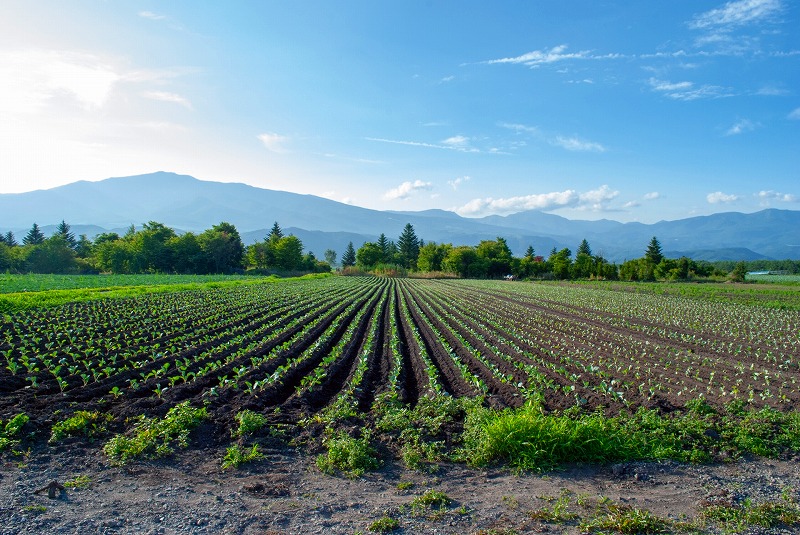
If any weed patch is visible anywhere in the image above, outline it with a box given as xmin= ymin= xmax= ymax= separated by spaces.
xmin=315 ymin=431 xmax=380 ymax=478
xmin=50 ymin=411 xmax=112 ymax=442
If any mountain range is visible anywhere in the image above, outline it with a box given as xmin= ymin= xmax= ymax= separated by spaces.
xmin=2 ymin=172 xmax=798 ymax=262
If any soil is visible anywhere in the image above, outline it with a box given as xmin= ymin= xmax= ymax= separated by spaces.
xmin=2 ymin=441 xmax=799 ymax=534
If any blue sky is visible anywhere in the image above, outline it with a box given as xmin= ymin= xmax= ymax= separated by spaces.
xmin=1 ymin=1 xmax=798 ymax=223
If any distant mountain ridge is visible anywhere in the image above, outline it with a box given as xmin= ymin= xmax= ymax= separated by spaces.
xmin=2 ymin=172 xmax=798 ymax=262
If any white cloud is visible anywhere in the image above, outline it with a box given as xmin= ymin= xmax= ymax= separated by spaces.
xmin=788 ymin=107 xmax=800 ymax=120
xmin=725 ymin=119 xmax=756 ymax=135
xmin=257 ymin=132 xmax=288 ymax=153
xmin=142 ymin=91 xmax=192 ymax=109
xmin=499 ymin=122 xmax=538 ymax=134
xmin=455 ymin=185 xmax=618 ymax=216
xmin=139 ymin=11 xmax=166 ymax=20
xmin=758 ymin=190 xmax=799 ymax=204
xmin=707 ymin=191 xmax=740 ymax=203
xmin=482 ymin=45 xmax=591 ymax=67
xmin=439 ymin=75 xmax=454 ymax=83
xmin=551 ymin=135 xmax=606 ymax=152
xmin=689 ymin=0 xmax=782 ymax=30
xmin=623 ymin=201 xmax=641 ymax=208
xmin=447 ymin=176 xmax=470 ymax=190
xmin=644 ymin=191 xmax=661 ymax=200
xmin=383 ymin=180 xmax=433 ymax=201
xmin=648 ymin=78 xmax=730 ymax=100
xmin=0 ymin=50 xmax=122 ymax=113
xmin=442 ymin=135 xmax=470 ymax=148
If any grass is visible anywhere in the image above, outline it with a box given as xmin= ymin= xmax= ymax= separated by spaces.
xmin=0 ymin=413 xmax=29 ymax=452
xmin=458 ymin=400 xmax=800 ymax=472
xmin=700 ymin=497 xmax=800 ymax=533
xmin=367 ymin=515 xmax=400 ymax=532
xmin=63 ymin=475 xmax=92 ymax=489
xmin=102 ymin=402 xmax=207 ymax=465
xmin=0 ymin=272 xmax=331 ymax=313
xmin=50 ymin=410 xmax=112 ymax=442
xmin=315 ymin=430 xmax=380 ymax=478
xmin=221 ymin=443 xmax=264 ymax=469
xmin=232 ymin=409 xmax=268 ymax=437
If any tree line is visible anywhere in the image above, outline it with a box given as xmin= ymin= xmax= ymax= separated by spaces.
xmin=0 ymin=221 xmax=330 ymax=275
xmin=2 ymin=220 xmax=796 ymax=280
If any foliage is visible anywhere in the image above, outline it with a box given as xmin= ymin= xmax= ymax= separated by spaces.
xmin=232 ymin=409 xmax=268 ymax=437
xmin=50 ymin=410 xmax=112 ymax=442
xmin=103 ymin=402 xmax=208 ymax=465
xmin=368 ymin=516 xmax=400 ymax=532
xmin=0 ymin=414 xmax=29 ymax=452
xmin=221 ymin=443 xmax=264 ymax=469
xmin=316 ymin=430 xmax=380 ymax=478
xmin=341 ymin=241 xmax=357 ymax=267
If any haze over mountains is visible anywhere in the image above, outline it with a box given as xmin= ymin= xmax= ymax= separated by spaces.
xmin=2 ymin=172 xmax=798 ymax=262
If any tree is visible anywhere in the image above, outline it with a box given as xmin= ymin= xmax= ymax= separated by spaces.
xmin=376 ymin=233 xmax=393 ymax=262
xmin=577 ymin=239 xmax=592 ymax=257
xmin=198 ymin=222 xmax=245 ymax=273
xmin=0 ymin=231 xmax=17 ymax=247
xmin=341 ymin=242 xmax=356 ymax=267
xmin=56 ymin=220 xmax=77 ymax=249
xmin=74 ymin=234 xmax=93 ymax=258
xmin=549 ymin=248 xmax=573 ymax=280
xmin=442 ymin=246 xmax=487 ymax=278
xmin=730 ymin=261 xmax=748 ymax=283
xmin=476 ymin=237 xmax=513 ymax=278
xmin=25 ymin=235 xmax=78 ymax=273
xmin=356 ymin=242 xmax=383 ymax=269
xmin=273 ymin=235 xmax=304 ymax=271
xmin=23 ymin=223 xmax=45 ymax=245
xmin=324 ymin=249 xmax=337 ymax=267
xmin=268 ymin=221 xmax=283 ymax=242
xmin=417 ymin=242 xmax=451 ymax=272
xmin=397 ymin=223 xmax=420 ymax=269
xmin=645 ymin=236 xmax=663 ymax=265
xmin=524 ymin=246 xmax=535 ymax=259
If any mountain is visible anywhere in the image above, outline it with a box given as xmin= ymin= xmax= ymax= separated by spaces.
xmin=2 ymin=172 xmax=799 ymax=261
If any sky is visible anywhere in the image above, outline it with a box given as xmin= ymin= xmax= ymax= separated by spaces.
xmin=1 ymin=0 xmax=798 ymax=223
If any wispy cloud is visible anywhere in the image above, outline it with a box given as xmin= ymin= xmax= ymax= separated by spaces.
xmin=142 ymin=90 xmax=192 ymax=109
xmin=257 ymin=132 xmax=288 ymax=153
xmin=644 ymin=191 xmax=661 ymax=200
xmin=499 ymin=122 xmax=538 ymax=134
xmin=725 ymin=119 xmax=756 ymax=135
xmin=383 ymin=180 xmax=433 ymax=201
xmin=788 ymin=107 xmax=800 ymax=120
xmin=688 ymin=0 xmax=782 ymax=30
xmin=648 ymin=77 xmax=730 ymax=100
xmin=367 ymin=136 xmax=481 ymax=153
xmin=439 ymin=75 xmax=455 ymax=83
xmin=447 ymin=176 xmax=470 ymax=190
xmin=139 ymin=11 xmax=167 ymax=21
xmin=758 ymin=190 xmax=798 ymax=204
xmin=707 ymin=191 xmax=740 ymax=203
xmin=551 ymin=135 xmax=606 ymax=152
xmin=455 ymin=185 xmax=618 ymax=216
xmin=479 ymin=45 xmax=622 ymax=68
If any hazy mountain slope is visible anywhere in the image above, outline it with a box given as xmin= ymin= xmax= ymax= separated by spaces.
xmin=2 ymin=172 xmax=798 ymax=261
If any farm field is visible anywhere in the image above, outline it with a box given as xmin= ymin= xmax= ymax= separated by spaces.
xmin=2 ymin=276 xmax=800 ymax=533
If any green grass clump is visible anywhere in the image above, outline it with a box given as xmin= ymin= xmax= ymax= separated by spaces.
xmin=315 ymin=431 xmax=380 ymax=478
xmin=232 ymin=409 xmax=268 ymax=437
xmin=580 ymin=503 xmax=671 ymax=533
xmin=700 ymin=497 xmax=800 ymax=532
xmin=410 ymin=489 xmax=451 ymax=508
xmin=102 ymin=402 xmax=207 ymax=465
xmin=50 ymin=410 xmax=112 ymax=442
xmin=221 ymin=443 xmax=264 ymax=469
xmin=367 ymin=515 xmax=400 ymax=532
xmin=459 ymin=400 xmax=800 ymax=471
xmin=63 ymin=475 xmax=91 ymax=489
xmin=0 ymin=413 xmax=29 ymax=452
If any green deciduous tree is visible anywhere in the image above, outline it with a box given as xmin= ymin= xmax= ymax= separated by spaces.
xmin=416 ymin=242 xmax=451 ymax=272
xmin=356 ymin=242 xmax=383 ymax=269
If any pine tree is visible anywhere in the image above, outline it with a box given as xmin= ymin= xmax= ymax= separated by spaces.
xmin=23 ymin=223 xmax=45 ymax=245
xmin=645 ymin=236 xmax=663 ymax=265
xmin=6 ymin=232 xmax=16 ymax=247
xmin=341 ymin=241 xmax=356 ymax=267
xmin=525 ymin=245 xmax=535 ymax=259
xmin=268 ymin=222 xmax=283 ymax=242
xmin=577 ymin=239 xmax=592 ymax=257
xmin=397 ymin=223 xmax=420 ymax=269
xmin=377 ymin=233 xmax=391 ymax=262
xmin=56 ymin=220 xmax=77 ymax=249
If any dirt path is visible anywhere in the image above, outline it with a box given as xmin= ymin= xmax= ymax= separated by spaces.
xmin=2 ymin=443 xmax=799 ymax=534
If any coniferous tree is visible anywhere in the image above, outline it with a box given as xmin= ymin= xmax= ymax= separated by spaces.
xmin=341 ymin=241 xmax=356 ymax=267
xmin=23 ymin=223 xmax=45 ymax=245
xmin=577 ymin=239 xmax=592 ymax=257
xmin=268 ymin=221 xmax=283 ymax=242
xmin=525 ymin=245 xmax=535 ymax=259
xmin=376 ymin=233 xmax=391 ymax=262
xmin=56 ymin=220 xmax=77 ymax=249
xmin=6 ymin=231 xmax=17 ymax=247
xmin=645 ymin=236 xmax=663 ymax=265
xmin=397 ymin=223 xmax=420 ymax=269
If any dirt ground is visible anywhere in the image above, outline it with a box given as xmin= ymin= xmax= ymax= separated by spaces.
xmin=2 ymin=439 xmax=799 ymax=535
